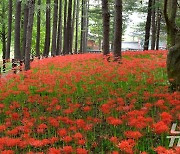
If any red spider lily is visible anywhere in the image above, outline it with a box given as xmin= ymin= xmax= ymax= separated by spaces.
xmin=106 ymin=117 xmax=123 ymax=126
xmin=109 ymin=136 xmax=118 ymax=144
xmin=118 ymin=139 xmax=135 ymax=154
xmin=111 ymin=151 xmax=119 ymax=154
xmin=82 ymin=106 xmax=91 ymax=112
xmin=1 ymin=150 xmax=15 ymax=154
xmin=73 ymin=132 xmax=83 ymax=140
xmin=0 ymin=125 xmax=6 ymax=132
xmin=48 ymin=148 xmax=62 ymax=154
xmin=62 ymin=136 xmax=72 ymax=143
xmin=76 ymin=119 xmax=86 ymax=128
xmin=160 ymin=112 xmax=172 ymax=125
xmin=62 ymin=146 xmax=73 ymax=153
xmin=76 ymin=148 xmax=88 ymax=154
xmin=58 ymin=128 xmax=67 ymax=137
xmin=124 ymin=131 xmax=143 ymax=140
xmin=152 ymin=121 xmax=169 ymax=134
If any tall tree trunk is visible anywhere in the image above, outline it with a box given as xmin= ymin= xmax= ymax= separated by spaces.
xmin=151 ymin=0 xmax=156 ymax=50
xmin=85 ymin=0 xmax=89 ymax=53
xmin=102 ymin=0 xmax=110 ymax=55
xmin=165 ymin=0 xmax=177 ymax=47
xmin=22 ymin=2 xmax=29 ymax=59
xmin=164 ymin=0 xmax=180 ymax=91
xmin=36 ymin=0 xmax=41 ymax=57
xmin=113 ymin=0 xmax=122 ymax=61
xmin=156 ymin=10 xmax=161 ymax=50
xmin=71 ymin=0 xmax=77 ymax=54
xmin=66 ymin=0 xmax=73 ymax=54
xmin=25 ymin=0 xmax=35 ymax=71
xmin=51 ymin=0 xmax=58 ymax=56
xmin=144 ymin=0 xmax=152 ymax=51
xmin=43 ymin=0 xmax=51 ymax=57
xmin=80 ymin=0 xmax=87 ymax=53
xmin=14 ymin=0 xmax=22 ymax=60
xmin=74 ymin=0 xmax=79 ymax=54
xmin=2 ymin=1 xmax=6 ymax=60
xmin=6 ymin=0 xmax=12 ymax=60
xmin=56 ymin=0 xmax=62 ymax=55
xmin=63 ymin=0 xmax=67 ymax=55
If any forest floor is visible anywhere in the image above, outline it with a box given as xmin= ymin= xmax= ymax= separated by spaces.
xmin=0 ymin=50 xmax=179 ymax=154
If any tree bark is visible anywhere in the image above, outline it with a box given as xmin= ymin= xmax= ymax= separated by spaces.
xmin=63 ymin=0 xmax=67 ymax=55
xmin=156 ymin=10 xmax=161 ymax=50
xmin=14 ymin=0 xmax=22 ymax=60
xmin=22 ymin=2 xmax=29 ymax=59
xmin=85 ymin=0 xmax=89 ymax=53
xmin=102 ymin=0 xmax=110 ymax=55
xmin=74 ymin=0 xmax=79 ymax=54
xmin=66 ymin=0 xmax=73 ymax=54
xmin=164 ymin=0 xmax=177 ymax=47
xmin=164 ymin=0 xmax=180 ymax=91
xmin=43 ymin=0 xmax=51 ymax=57
xmin=144 ymin=0 xmax=152 ymax=50
xmin=6 ymin=0 xmax=13 ymax=60
xmin=51 ymin=0 xmax=58 ymax=56
xmin=71 ymin=0 xmax=77 ymax=54
xmin=25 ymin=0 xmax=35 ymax=71
xmin=36 ymin=0 xmax=41 ymax=57
xmin=1 ymin=1 xmax=6 ymax=60
xmin=80 ymin=0 xmax=87 ymax=53
xmin=113 ymin=0 xmax=122 ymax=60
xmin=151 ymin=0 xmax=156 ymax=50
xmin=56 ymin=0 xmax=62 ymax=55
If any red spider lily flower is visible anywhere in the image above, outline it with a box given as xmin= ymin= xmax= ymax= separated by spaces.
xmin=62 ymin=136 xmax=72 ymax=143
xmin=73 ymin=132 xmax=83 ymax=140
xmin=11 ymin=113 xmax=19 ymax=120
xmin=111 ymin=151 xmax=119 ymax=154
xmin=48 ymin=117 xmax=59 ymax=128
xmin=6 ymin=128 xmax=19 ymax=136
xmin=78 ymin=139 xmax=86 ymax=145
xmin=124 ymin=131 xmax=142 ymax=140
xmin=55 ymin=105 xmax=61 ymax=110
xmin=118 ymin=139 xmax=135 ymax=154
xmin=93 ymin=118 xmax=102 ymax=124
xmin=1 ymin=150 xmax=15 ymax=154
xmin=154 ymin=146 xmax=168 ymax=153
xmin=128 ymin=116 xmax=150 ymax=129
xmin=175 ymin=147 xmax=180 ymax=153
xmin=48 ymin=148 xmax=62 ymax=154
xmin=63 ymin=108 xmax=75 ymax=114
xmin=82 ymin=106 xmax=91 ymax=112
xmin=76 ymin=148 xmax=88 ymax=154
xmin=101 ymin=103 xmax=111 ymax=114
xmin=76 ymin=119 xmax=86 ymax=128
xmin=62 ymin=146 xmax=73 ymax=153
xmin=49 ymin=137 xmax=58 ymax=144
xmin=155 ymin=99 xmax=165 ymax=107
xmin=5 ymin=138 xmax=21 ymax=147
xmin=106 ymin=117 xmax=122 ymax=126
xmin=68 ymin=126 xmax=77 ymax=132
xmin=109 ymin=136 xmax=118 ymax=144
xmin=83 ymin=124 xmax=93 ymax=131
xmin=58 ymin=128 xmax=67 ymax=137
xmin=152 ymin=121 xmax=169 ymax=134
xmin=160 ymin=112 xmax=172 ymax=125
xmin=0 ymin=125 xmax=6 ymax=132
xmin=29 ymin=139 xmax=43 ymax=148
xmin=0 ymin=103 xmax=4 ymax=109
xmin=38 ymin=123 xmax=48 ymax=129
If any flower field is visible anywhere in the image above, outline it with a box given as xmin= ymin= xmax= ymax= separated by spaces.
xmin=0 ymin=50 xmax=180 ymax=154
